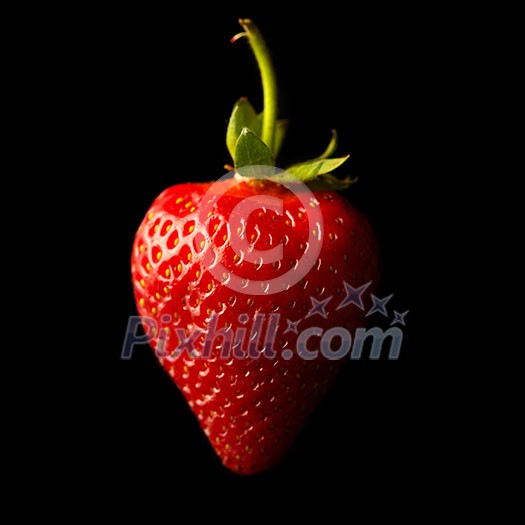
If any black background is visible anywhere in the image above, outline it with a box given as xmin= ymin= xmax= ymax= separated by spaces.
xmin=57 ymin=7 xmax=456 ymax=507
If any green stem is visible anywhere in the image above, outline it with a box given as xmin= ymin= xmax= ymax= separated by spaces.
xmin=238 ymin=18 xmax=278 ymax=152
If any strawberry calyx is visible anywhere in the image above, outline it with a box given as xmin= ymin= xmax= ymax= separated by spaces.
xmin=228 ymin=19 xmax=355 ymax=190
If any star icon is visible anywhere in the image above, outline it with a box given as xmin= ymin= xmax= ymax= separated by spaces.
xmin=337 ymin=281 xmax=372 ymax=310
xmin=366 ymin=293 xmax=394 ymax=317
xmin=284 ymin=319 xmax=301 ymax=335
xmin=391 ymin=310 xmax=409 ymax=326
xmin=306 ymin=296 xmax=332 ymax=319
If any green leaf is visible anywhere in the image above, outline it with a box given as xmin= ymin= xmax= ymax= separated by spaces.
xmin=226 ymin=98 xmax=262 ymax=158
xmin=306 ymin=173 xmax=357 ymax=191
xmin=284 ymin=155 xmax=350 ymax=181
xmin=318 ymin=129 xmax=338 ymax=159
xmin=234 ymin=128 xmax=274 ymax=172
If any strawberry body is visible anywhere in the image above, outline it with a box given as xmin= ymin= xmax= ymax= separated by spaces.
xmin=131 ymin=178 xmax=380 ymax=474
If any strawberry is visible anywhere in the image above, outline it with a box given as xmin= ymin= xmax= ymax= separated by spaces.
xmin=131 ymin=19 xmax=380 ymax=474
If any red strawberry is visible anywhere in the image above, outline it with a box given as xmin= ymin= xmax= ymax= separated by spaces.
xmin=130 ymin=19 xmax=380 ymax=474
